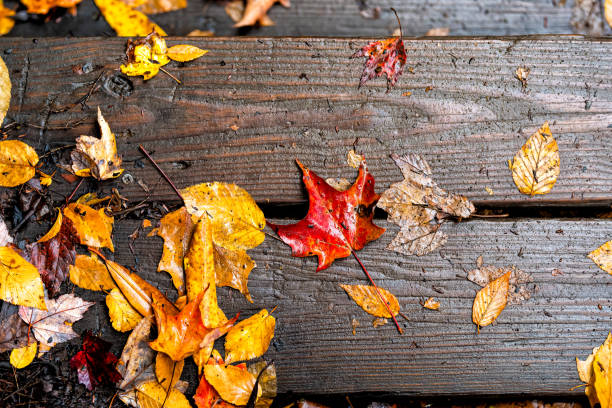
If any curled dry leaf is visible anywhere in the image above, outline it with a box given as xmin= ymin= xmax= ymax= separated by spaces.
xmin=0 ymin=55 xmax=8 ymax=123
xmin=225 ymin=309 xmax=275 ymax=364
xmin=268 ymin=159 xmax=384 ymax=271
xmin=70 ymin=331 xmax=122 ymax=390
xmin=247 ymin=361 xmax=276 ymax=408
xmin=515 ymin=66 xmax=530 ymax=89
xmin=69 ymin=253 xmax=115 ymax=291
xmin=155 ymin=352 xmax=184 ymax=391
xmin=0 ymin=140 xmax=39 ymax=187
xmin=19 ymin=293 xmax=94 ymax=347
xmin=577 ymin=333 xmax=612 ymax=408
xmin=233 ymin=0 xmax=291 ymax=27
xmin=0 ymin=2 xmax=15 ymax=36
xmin=37 ymin=210 xmax=62 ymax=243
xmin=588 ymin=240 xmax=612 ymax=275
xmin=64 ymin=202 xmax=114 ymax=251
xmin=340 ymin=284 xmax=399 ymax=318
xmin=117 ymin=316 xmax=156 ymax=392
xmin=71 ymin=108 xmax=124 ymax=180
xmin=122 ymin=0 xmax=186 ymax=14
xmin=351 ymin=35 xmax=406 ymax=92
xmin=107 ymin=287 xmax=142 ymax=332
xmin=467 ymin=262 xmax=534 ymax=305
xmin=0 ymin=313 xmax=29 ymax=352
xmin=0 ymin=246 xmax=46 ymax=309
xmin=422 ymin=297 xmax=440 ymax=310
xmin=94 ymin=0 xmax=167 ymax=36
xmin=204 ymin=364 xmax=261 ymax=406
xmin=509 ymin=122 xmax=560 ymax=196
xmin=20 ymin=0 xmax=82 ymax=14
xmin=120 ymin=31 xmax=170 ymax=80
xmin=10 ymin=341 xmax=37 ymax=369
xmin=167 ymin=44 xmax=208 ymax=62
xmin=377 ymin=153 xmax=474 ymax=256
xmin=472 ymin=271 xmax=511 ymax=333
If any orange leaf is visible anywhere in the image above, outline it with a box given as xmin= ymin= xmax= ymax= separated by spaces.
xmin=167 ymin=44 xmax=208 ymax=62
xmin=69 ymin=253 xmax=115 ymax=292
xmin=21 ymin=0 xmax=82 ymax=14
xmin=204 ymin=364 xmax=261 ymax=406
xmin=64 ymin=203 xmax=114 ymax=251
xmin=472 ymin=271 xmax=511 ymax=332
xmin=234 ymin=0 xmax=290 ymax=27
xmin=0 ymin=1 xmax=14 ymax=36
xmin=340 ymin=284 xmax=399 ymax=318
xmin=422 ymin=297 xmax=440 ymax=310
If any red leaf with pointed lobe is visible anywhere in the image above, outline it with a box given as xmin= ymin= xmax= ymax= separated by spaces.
xmin=351 ymin=37 xmax=406 ymax=92
xmin=268 ymin=159 xmax=385 ymax=271
xmin=70 ymin=331 xmax=122 ymax=390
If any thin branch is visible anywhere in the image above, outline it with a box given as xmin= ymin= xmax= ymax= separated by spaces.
xmin=138 ymin=145 xmax=185 ymax=202
xmin=391 ymin=8 xmax=402 ymax=38
xmin=159 ymin=68 xmax=181 ymax=84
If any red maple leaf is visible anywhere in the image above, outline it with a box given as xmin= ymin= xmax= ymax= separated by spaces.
xmin=268 ymin=159 xmax=385 ymax=272
xmin=351 ymin=37 xmax=406 ymax=92
xmin=70 ymin=331 xmax=122 ymax=390
xmin=27 ymin=217 xmax=78 ymax=297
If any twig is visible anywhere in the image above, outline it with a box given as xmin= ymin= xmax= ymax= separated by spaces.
xmin=391 ymin=8 xmax=402 ymax=38
xmin=138 ymin=145 xmax=184 ymax=202
xmin=345 ymin=396 xmax=355 ymax=408
xmin=65 ymin=178 xmax=84 ymax=204
xmin=159 ymin=68 xmax=181 ymax=84
xmin=352 ymin=251 xmax=403 ymax=334
xmin=472 ymin=213 xmax=510 ymax=218
xmin=12 ymin=196 xmax=41 ymax=233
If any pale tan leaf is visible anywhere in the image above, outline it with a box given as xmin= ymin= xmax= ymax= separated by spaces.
xmin=472 ymin=271 xmax=511 ymax=332
xmin=117 ymin=316 xmax=156 ymax=391
xmin=467 ymin=262 xmax=534 ymax=305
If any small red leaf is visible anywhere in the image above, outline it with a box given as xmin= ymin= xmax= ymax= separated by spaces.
xmin=351 ymin=37 xmax=406 ymax=92
xmin=70 ymin=331 xmax=122 ymax=390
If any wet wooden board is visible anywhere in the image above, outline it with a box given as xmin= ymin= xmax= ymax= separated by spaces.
xmin=1 ymin=36 xmax=611 ymax=207
xmin=72 ymin=217 xmax=609 ymax=396
xmin=5 ymin=0 xmax=608 ymax=38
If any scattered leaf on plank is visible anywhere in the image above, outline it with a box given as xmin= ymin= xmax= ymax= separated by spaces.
xmin=69 ymin=253 xmax=115 ymax=291
xmin=94 ymin=0 xmax=167 ymax=37
xmin=422 ymin=297 xmax=440 ymax=310
xmin=247 ymin=361 xmax=276 ymax=408
xmin=340 ymin=284 xmax=399 ymax=318
xmin=377 ymin=153 xmax=474 ymax=256
xmin=0 ymin=140 xmax=39 ymax=187
xmin=0 ymin=246 xmax=46 ymax=309
xmin=70 ymin=331 xmax=122 ymax=390
xmin=588 ymin=240 xmax=612 ymax=275
xmin=606 ymin=0 xmax=612 ymax=28
xmin=167 ymin=44 xmax=208 ymax=62
xmin=225 ymin=309 xmax=275 ymax=364
xmin=107 ymin=287 xmax=143 ymax=332
xmin=268 ymin=159 xmax=384 ymax=271
xmin=121 ymin=0 xmax=186 ymax=14
xmin=204 ymin=363 xmax=261 ymax=406
xmin=351 ymin=30 xmax=406 ymax=91
xmin=467 ymin=262 xmax=534 ymax=305
xmin=472 ymin=271 xmax=511 ymax=333
xmin=10 ymin=341 xmax=37 ymax=369
xmin=509 ymin=122 xmax=560 ymax=196
xmin=230 ymin=0 xmax=291 ymax=27
xmin=577 ymin=332 xmax=612 ymax=408
xmin=64 ymin=202 xmax=114 ymax=251
xmin=70 ymin=108 xmax=123 ymax=180
xmin=20 ymin=0 xmax=82 ymax=14
xmin=19 ymin=293 xmax=94 ymax=347
xmin=0 ymin=1 xmax=14 ymax=36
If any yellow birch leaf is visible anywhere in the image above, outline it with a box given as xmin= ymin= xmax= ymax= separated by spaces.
xmin=472 ymin=271 xmax=511 ymax=332
xmin=71 ymin=107 xmax=123 ymax=180
xmin=136 ymin=380 xmax=191 ymax=408
xmin=422 ymin=297 xmax=440 ymax=310
xmin=214 ymin=244 xmax=255 ymax=303
xmin=155 ymin=352 xmax=184 ymax=391
xmin=204 ymin=364 xmax=261 ymax=406
xmin=594 ymin=333 xmax=612 ymax=408
xmin=0 ymin=1 xmax=14 ymax=36
xmin=225 ymin=309 xmax=275 ymax=364
xmin=0 ymin=140 xmax=39 ymax=187
xmin=509 ymin=122 xmax=560 ymax=195
xmin=69 ymin=253 xmax=115 ymax=291
xmin=184 ymin=218 xmax=227 ymax=328
xmin=10 ymin=342 xmax=37 ymax=369
xmin=0 ymin=246 xmax=46 ymax=309
xmin=38 ymin=170 xmax=53 ymax=186
xmin=94 ymin=0 xmax=166 ymax=37
xmin=577 ymin=333 xmax=611 ymax=408
xmin=21 ymin=0 xmax=82 ymax=14
xmin=339 ymin=284 xmax=399 ymax=318
xmin=588 ymin=240 xmax=612 ymax=275
xmin=64 ymin=203 xmax=114 ymax=251
xmin=167 ymin=45 xmax=208 ymax=62
xmin=181 ymin=182 xmax=265 ymax=251
xmin=107 ymin=287 xmax=142 ymax=332
xmin=37 ymin=210 xmax=62 ymax=243
xmin=0 ymin=55 xmax=8 ymax=123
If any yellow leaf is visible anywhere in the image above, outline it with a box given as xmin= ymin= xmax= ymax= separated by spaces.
xmin=0 ymin=140 xmax=39 ymax=187
xmin=71 ymin=108 xmax=123 ymax=180
xmin=184 ymin=218 xmax=227 ymax=328
xmin=21 ymin=0 xmax=82 ymax=14
xmin=577 ymin=333 xmax=612 ymax=408
xmin=37 ymin=210 xmax=62 ymax=243
xmin=472 ymin=271 xmax=511 ymax=332
xmin=38 ymin=170 xmax=53 ymax=186
xmin=69 ymin=253 xmax=115 ymax=291
xmin=155 ymin=352 xmax=184 ymax=391
xmin=204 ymin=364 xmax=261 ymax=406
xmin=509 ymin=122 xmax=560 ymax=196
xmin=594 ymin=333 xmax=612 ymax=408
xmin=167 ymin=44 xmax=208 ymax=62
xmin=10 ymin=342 xmax=37 ymax=369
xmin=107 ymin=287 xmax=142 ymax=332
xmin=589 ymin=240 xmax=612 ymax=275
xmin=605 ymin=0 xmax=612 ymax=28
xmin=0 ymin=55 xmax=9 ymax=122
xmin=339 ymin=284 xmax=399 ymax=318
xmin=136 ymin=380 xmax=191 ymax=408
xmin=422 ymin=297 xmax=440 ymax=310
xmin=120 ymin=31 xmax=170 ymax=80
xmin=0 ymin=1 xmax=15 ymax=36
xmin=181 ymin=182 xmax=265 ymax=251
xmin=214 ymin=244 xmax=255 ymax=303
xmin=64 ymin=203 xmax=114 ymax=251
xmin=247 ymin=361 xmax=277 ymax=408
xmin=225 ymin=309 xmax=275 ymax=364
xmin=75 ymin=192 xmax=111 ymax=207
xmin=94 ymin=0 xmax=166 ymax=36
xmin=122 ymin=0 xmax=186 ymax=14
xmin=192 ymin=342 xmax=214 ymax=375
xmin=0 ymin=246 xmax=46 ymax=309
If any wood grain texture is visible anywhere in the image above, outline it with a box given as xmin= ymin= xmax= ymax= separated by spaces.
xmin=70 ymin=217 xmax=611 ymax=396
xmin=1 ymin=36 xmax=611 ymax=207
xmin=4 ymin=0 xmax=609 ymax=37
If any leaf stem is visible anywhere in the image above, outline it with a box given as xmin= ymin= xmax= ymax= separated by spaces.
xmin=138 ymin=145 xmax=185 ymax=203
xmin=391 ymin=8 xmax=402 ymax=38
xmin=351 ymin=250 xmax=403 ymax=334
xmin=159 ymin=68 xmax=181 ymax=84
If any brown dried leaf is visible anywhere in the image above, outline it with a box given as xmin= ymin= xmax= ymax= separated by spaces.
xmin=0 ymin=313 xmax=29 ymax=352
xmin=247 ymin=361 xmax=276 ymax=408
xmin=117 ymin=316 xmax=156 ymax=391
xmin=467 ymin=262 xmax=534 ymax=305
xmin=472 ymin=271 xmax=511 ymax=332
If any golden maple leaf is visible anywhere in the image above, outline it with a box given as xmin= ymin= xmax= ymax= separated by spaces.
xmin=69 ymin=253 xmax=115 ymax=291
xmin=94 ymin=0 xmax=166 ymax=37
xmin=472 ymin=271 xmax=511 ymax=332
xmin=0 ymin=246 xmax=46 ymax=309
xmin=0 ymin=140 xmax=39 ymax=187
xmin=106 ymin=288 xmax=142 ymax=332
xmin=225 ymin=309 xmax=275 ymax=364
xmin=509 ymin=122 xmax=560 ymax=195
xmin=588 ymin=240 xmax=612 ymax=275
xmin=204 ymin=364 xmax=261 ymax=406
xmin=340 ymin=284 xmax=400 ymax=318
xmin=64 ymin=202 xmax=114 ymax=251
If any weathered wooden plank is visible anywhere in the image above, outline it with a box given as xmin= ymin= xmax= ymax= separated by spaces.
xmin=1 ymin=37 xmax=611 ymax=207
xmin=5 ymin=0 xmax=607 ymax=38
xmin=84 ymin=217 xmax=611 ymax=396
